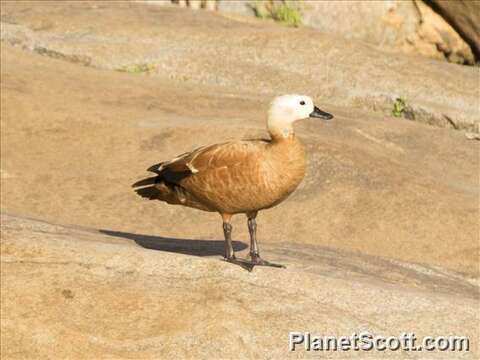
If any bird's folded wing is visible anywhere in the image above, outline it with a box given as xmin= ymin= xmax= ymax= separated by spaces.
xmin=148 ymin=141 xmax=266 ymax=180
xmin=147 ymin=142 xmax=228 ymax=176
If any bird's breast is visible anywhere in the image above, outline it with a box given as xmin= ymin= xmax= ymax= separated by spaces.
xmin=258 ymin=138 xmax=306 ymax=208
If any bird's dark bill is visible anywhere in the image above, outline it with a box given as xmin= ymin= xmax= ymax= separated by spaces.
xmin=310 ymin=106 xmax=333 ymax=120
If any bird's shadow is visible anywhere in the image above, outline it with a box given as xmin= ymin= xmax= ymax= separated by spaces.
xmin=99 ymin=230 xmax=248 ymax=257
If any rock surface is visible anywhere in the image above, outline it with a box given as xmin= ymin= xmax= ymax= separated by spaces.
xmin=1 ymin=3 xmax=479 ymax=358
xmin=1 ymin=1 xmax=479 ymax=131
xmin=1 ymin=37 xmax=479 ymax=276
xmin=217 ymin=0 xmax=475 ymax=65
xmin=1 ymin=214 xmax=478 ymax=359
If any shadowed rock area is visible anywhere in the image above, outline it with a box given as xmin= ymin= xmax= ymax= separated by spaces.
xmin=425 ymin=0 xmax=480 ymax=59
xmin=1 ymin=2 xmax=479 ymax=359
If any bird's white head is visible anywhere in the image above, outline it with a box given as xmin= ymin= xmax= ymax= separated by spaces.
xmin=267 ymin=94 xmax=333 ymax=139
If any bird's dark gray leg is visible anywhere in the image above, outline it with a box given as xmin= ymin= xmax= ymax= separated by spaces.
xmin=248 ymin=217 xmax=259 ymax=258
xmin=247 ymin=213 xmax=285 ymax=269
xmin=223 ymin=222 xmax=235 ymax=259
xmin=221 ymin=214 xmax=253 ymax=271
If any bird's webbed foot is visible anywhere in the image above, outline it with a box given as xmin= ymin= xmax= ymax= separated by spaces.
xmin=249 ymin=253 xmax=286 ymax=269
xmin=224 ymin=255 xmax=255 ymax=272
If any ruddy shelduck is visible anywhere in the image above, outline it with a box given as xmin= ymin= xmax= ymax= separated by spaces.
xmin=133 ymin=95 xmax=333 ymax=270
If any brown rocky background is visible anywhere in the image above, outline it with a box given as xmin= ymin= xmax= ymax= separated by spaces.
xmin=217 ymin=0 xmax=479 ymax=65
xmin=1 ymin=1 xmax=479 ymax=359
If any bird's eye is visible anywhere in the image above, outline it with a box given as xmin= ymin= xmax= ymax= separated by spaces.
xmin=300 ymin=101 xmax=305 ymax=105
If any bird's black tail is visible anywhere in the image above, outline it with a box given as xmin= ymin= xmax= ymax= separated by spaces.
xmin=132 ymin=176 xmax=161 ymax=200
xmin=134 ymin=185 xmax=161 ymax=200
xmin=132 ymin=176 xmax=158 ymax=188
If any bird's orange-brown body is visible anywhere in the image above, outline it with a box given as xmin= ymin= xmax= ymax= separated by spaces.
xmin=138 ymin=135 xmax=305 ymax=215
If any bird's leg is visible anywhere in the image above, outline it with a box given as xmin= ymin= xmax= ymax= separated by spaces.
xmin=247 ymin=216 xmax=259 ymax=258
xmin=223 ymin=222 xmax=235 ymax=259
xmin=221 ymin=214 xmax=253 ymax=271
xmin=247 ymin=214 xmax=285 ymax=269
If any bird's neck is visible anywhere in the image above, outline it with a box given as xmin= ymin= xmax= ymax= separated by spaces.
xmin=265 ymin=129 xmax=306 ymax=189
xmin=267 ymin=117 xmax=294 ymax=141
xmin=267 ymin=129 xmax=305 ymax=160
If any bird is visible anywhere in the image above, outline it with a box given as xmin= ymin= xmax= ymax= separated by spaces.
xmin=133 ymin=94 xmax=333 ymax=270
